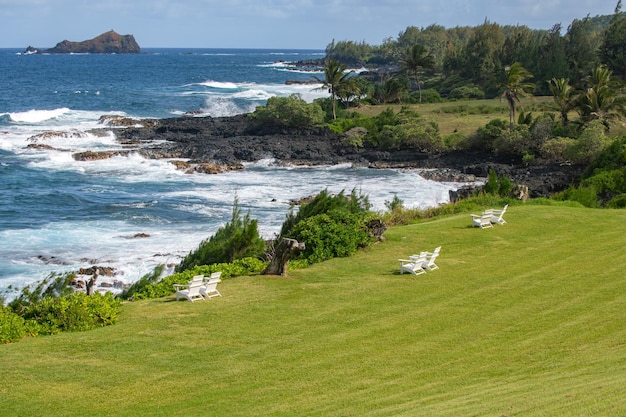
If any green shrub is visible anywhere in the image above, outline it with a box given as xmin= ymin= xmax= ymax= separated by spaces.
xmin=0 ymin=306 xmax=28 ymax=344
xmin=563 ymin=120 xmax=611 ymax=164
xmin=278 ymin=189 xmax=375 ymax=265
xmin=540 ymin=137 xmax=576 ymax=161
xmin=126 ymin=258 xmax=267 ymax=300
xmin=384 ymin=195 xmax=404 ymax=211
xmin=22 ymin=292 xmax=121 ymax=335
xmin=483 ymin=170 xmax=514 ymax=197
xmin=288 ymin=210 xmax=372 ymax=264
xmin=119 ymin=264 xmax=165 ymax=301
xmin=8 ymin=272 xmax=75 ymax=315
xmin=492 ymin=124 xmax=531 ymax=156
xmin=587 ymin=137 xmax=626 ymax=174
xmin=443 ymin=131 xmax=466 ymax=150
xmin=251 ymin=94 xmax=325 ymax=127
xmin=583 ymin=167 xmax=626 ymax=196
xmin=280 ymin=189 xmax=371 ymax=238
xmin=409 ymin=88 xmax=442 ymax=103
xmin=470 ymin=118 xmax=507 ymax=151
xmin=366 ymin=107 xmax=442 ymax=151
xmin=607 ymin=194 xmax=626 ymax=208
xmin=553 ymin=185 xmax=599 ymax=208
xmin=448 ymin=85 xmax=485 ymax=100
xmin=177 ymin=198 xmax=266 ymax=272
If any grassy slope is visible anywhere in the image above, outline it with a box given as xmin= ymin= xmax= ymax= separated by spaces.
xmin=1 ymin=204 xmax=625 ymax=416
xmin=354 ymin=97 xmax=626 ymax=138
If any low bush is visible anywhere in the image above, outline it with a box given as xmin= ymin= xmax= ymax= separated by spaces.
xmin=278 ymin=189 xmax=375 ymax=266
xmin=20 ymin=292 xmax=121 ymax=336
xmin=448 ymin=85 xmax=485 ymax=100
xmin=540 ymin=136 xmax=576 ymax=161
xmin=0 ymin=306 xmax=29 ymax=344
xmin=287 ymin=210 xmax=373 ymax=265
xmin=125 ymin=258 xmax=267 ymax=300
xmin=366 ymin=107 xmax=443 ymax=151
xmin=251 ymin=94 xmax=325 ymax=127
xmin=563 ymin=120 xmax=612 ymax=164
xmin=552 ymin=184 xmax=599 ymax=208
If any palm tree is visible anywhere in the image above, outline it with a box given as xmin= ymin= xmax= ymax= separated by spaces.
xmin=549 ymin=78 xmax=574 ymax=126
xmin=312 ymin=59 xmax=353 ymax=119
xmin=578 ymin=65 xmax=625 ymax=129
xmin=399 ymin=44 xmax=435 ymax=103
xmin=498 ymin=62 xmax=535 ymax=131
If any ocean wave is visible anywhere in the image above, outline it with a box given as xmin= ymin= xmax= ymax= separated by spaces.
xmin=196 ymin=80 xmax=239 ymax=89
xmin=8 ymin=108 xmax=71 ymax=123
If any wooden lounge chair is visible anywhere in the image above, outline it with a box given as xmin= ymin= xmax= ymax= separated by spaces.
xmin=471 ymin=213 xmax=493 ymax=229
xmin=174 ymin=279 xmax=205 ymax=302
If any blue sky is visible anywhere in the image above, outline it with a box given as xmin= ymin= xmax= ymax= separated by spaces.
xmin=0 ymin=0 xmax=617 ymax=49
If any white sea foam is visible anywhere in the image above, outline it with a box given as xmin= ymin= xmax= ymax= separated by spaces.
xmin=200 ymin=96 xmax=257 ymax=117
xmin=197 ymin=80 xmax=239 ymax=89
xmin=9 ymin=108 xmax=71 ymax=123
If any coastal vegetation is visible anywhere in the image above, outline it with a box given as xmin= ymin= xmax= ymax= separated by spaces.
xmin=2 ymin=7 xmax=626 ymax=414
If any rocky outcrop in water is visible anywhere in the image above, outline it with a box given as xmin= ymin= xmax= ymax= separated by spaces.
xmin=24 ymin=30 xmax=140 ymax=54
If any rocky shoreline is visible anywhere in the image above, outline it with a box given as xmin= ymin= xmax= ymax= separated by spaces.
xmin=94 ymin=114 xmax=584 ymax=199
xmin=29 ymin=112 xmax=586 ymax=294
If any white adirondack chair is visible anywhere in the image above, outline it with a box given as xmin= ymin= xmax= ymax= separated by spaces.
xmin=420 ymin=246 xmax=441 ymax=271
xmin=200 ymin=278 xmax=222 ymax=299
xmin=174 ymin=279 xmax=205 ymax=302
xmin=399 ymin=254 xmax=427 ymax=275
xmin=488 ymin=204 xmax=508 ymax=225
xmin=471 ymin=213 xmax=493 ymax=229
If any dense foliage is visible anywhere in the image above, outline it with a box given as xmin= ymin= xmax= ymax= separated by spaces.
xmin=1 ymin=272 xmax=122 ymax=344
xmin=176 ymin=198 xmax=266 ymax=272
xmin=278 ymin=189 xmax=376 ymax=265
xmin=325 ymin=10 xmax=624 ymax=99
xmin=251 ymin=94 xmax=325 ymax=127
xmin=553 ymin=135 xmax=626 ymax=207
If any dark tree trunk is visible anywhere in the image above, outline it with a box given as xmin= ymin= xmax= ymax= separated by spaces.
xmin=86 ymin=271 xmax=98 ymax=295
xmin=263 ymin=238 xmax=305 ymax=276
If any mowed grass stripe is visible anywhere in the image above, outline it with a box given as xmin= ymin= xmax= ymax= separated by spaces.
xmin=1 ymin=204 xmax=625 ymax=416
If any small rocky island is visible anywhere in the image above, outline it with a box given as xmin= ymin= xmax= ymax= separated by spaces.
xmin=23 ymin=30 xmax=140 ymax=54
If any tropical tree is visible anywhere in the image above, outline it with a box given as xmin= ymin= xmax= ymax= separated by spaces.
xmin=312 ymin=59 xmax=354 ymax=119
xmin=534 ymin=24 xmax=569 ymax=95
xmin=461 ymin=20 xmax=505 ymax=92
xmin=600 ymin=0 xmax=626 ymax=80
xmin=399 ymin=44 xmax=435 ymax=103
xmin=499 ymin=62 xmax=535 ymax=131
xmin=549 ymin=78 xmax=575 ymax=126
xmin=565 ymin=17 xmax=602 ymax=84
xmin=577 ymin=65 xmax=625 ymax=129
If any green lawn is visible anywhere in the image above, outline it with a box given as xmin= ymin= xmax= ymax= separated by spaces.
xmin=354 ymin=97 xmax=626 ymax=138
xmin=2 ymin=204 xmax=626 ymax=416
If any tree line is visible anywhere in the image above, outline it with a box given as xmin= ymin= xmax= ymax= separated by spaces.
xmin=324 ymin=3 xmax=625 ymax=99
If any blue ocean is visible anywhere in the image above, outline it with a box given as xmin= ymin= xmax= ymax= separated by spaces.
xmin=0 ymin=48 xmax=461 ymax=297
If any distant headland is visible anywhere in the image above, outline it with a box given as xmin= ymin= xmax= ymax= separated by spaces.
xmin=23 ymin=30 xmax=141 ymax=54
